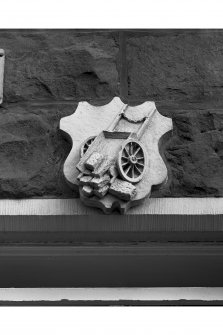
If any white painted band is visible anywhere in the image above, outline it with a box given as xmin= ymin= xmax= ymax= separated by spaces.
xmin=0 ymin=287 xmax=222 ymax=301
xmin=0 ymin=198 xmax=222 ymax=215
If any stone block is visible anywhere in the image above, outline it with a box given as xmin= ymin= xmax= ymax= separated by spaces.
xmin=109 ymin=178 xmax=137 ymax=201
xmin=91 ymin=173 xmax=110 ymax=189
xmin=82 ymin=185 xmax=94 ymax=197
xmin=0 ymin=30 xmax=119 ymax=103
xmin=126 ymin=30 xmax=223 ymax=103
xmin=79 ymin=175 xmax=93 ymax=186
xmin=85 ymin=152 xmax=104 ymax=171
xmin=94 ymin=184 xmax=109 ymax=198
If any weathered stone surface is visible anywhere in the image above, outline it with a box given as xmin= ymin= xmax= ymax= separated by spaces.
xmin=0 ymin=30 xmax=119 ymax=199
xmin=85 ymin=152 xmax=104 ymax=171
xmin=3 ymin=101 xmax=223 ymax=199
xmin=0 ymin=102 xmax=76 ymax=198
xmin=125 ymin=30 xmax=223 ymax=197
xmin=1 ymin=30 xmax=223 ymax=199
xmin=91 ymin=173 xmax=110 ymax=189
xmin=109 ymin=178 xmax=137 ymax=201
xmin=0 ymin=30 xmax=119 ymax=102
xmin=153 ymin=106 xmax=223 ymax=197
xmin=94 ymin=184 xmax=109 ymax=198
xmin=127 ymin=30 xmax=223 ymax=103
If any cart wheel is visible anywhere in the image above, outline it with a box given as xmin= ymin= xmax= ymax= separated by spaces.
xmin=80 ymin=136 xmax=96 ymax=157
xmin=118 ymin=140 xmax=147 ymax=183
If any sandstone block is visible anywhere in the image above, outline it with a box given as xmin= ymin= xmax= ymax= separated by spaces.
xmin=94 ymin=185 xmax=109 ymax=198
xmin=0 ymin=30 xmax=119 ymax=102
xmin=82 ymin=185 xmax=93 ymax=197
xmin=93 ymin=157 xmax=115 ymax=177
xmin=79 ymin=175 xmax=92 ymax=186
xmin=91 ymin=173 xmax=110 ymax=189
xmin=127 ymin=31 xmax=223 ymax=102
xmin=109 ymin=178 xmax=137 ymax=201
xmin=85 ymin=152 xmax=104 ymax=171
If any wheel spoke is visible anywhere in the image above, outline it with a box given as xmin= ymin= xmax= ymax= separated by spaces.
xmin=135 ymin=165 xmax=141 ymax=175
xmin=128 ymin=165 xmax=131 ymax=177
xmin=136 ymin=162 xmax=144 ymax=167
xmin=124 ymin=147 xmax=130 ymax=157
xmin=132 ymin=143 xmax=135 ymax=155
xmin=122 ymin=161 xmax=129 ymax=167
xmin=129 ymin=143 xmax=132 ymax=155
xmin=128 ymin=144 xmax=132 ymax=154
xmin=134 ymin=146 xmax=141 ymax=156
xmin=131 ymin=166 xmax=135 ymax=178
xmin=137 ymin=156 xmax=144 ymax=160
xmin=122 ymin=155 xmax=128 ymax=160
xmin=125 ymin=165 xmax=131 ymax=175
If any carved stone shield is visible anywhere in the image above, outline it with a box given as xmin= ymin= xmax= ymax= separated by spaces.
xmin=60 ymin=97 xmax=173 ymax=214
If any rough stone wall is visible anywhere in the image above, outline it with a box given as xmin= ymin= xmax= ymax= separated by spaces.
xmin=1 ymin=29 xmax=223 ymax=198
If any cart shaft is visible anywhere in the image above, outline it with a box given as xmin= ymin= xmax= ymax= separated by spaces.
xmin=136 ymin=108 xmax=156 ymax=139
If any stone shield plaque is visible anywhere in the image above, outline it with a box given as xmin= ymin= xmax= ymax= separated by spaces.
xmin=60 ymin=97 xmax=173 ymax=213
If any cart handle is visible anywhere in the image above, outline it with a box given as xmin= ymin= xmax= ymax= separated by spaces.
xmin=106 ymin=104 xmax=128 ymax=132
xmin=136 ymin=108 xmax=157 ymax=139
xmin=106 ymin=104 xmax=156 ymax=139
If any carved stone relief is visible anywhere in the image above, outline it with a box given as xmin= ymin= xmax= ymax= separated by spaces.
xmin=60 ymin=97 xmax=173 ymax=213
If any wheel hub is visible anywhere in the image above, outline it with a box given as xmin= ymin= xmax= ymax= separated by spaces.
xmin=129 ymin=156 xmax=137 ymax=164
